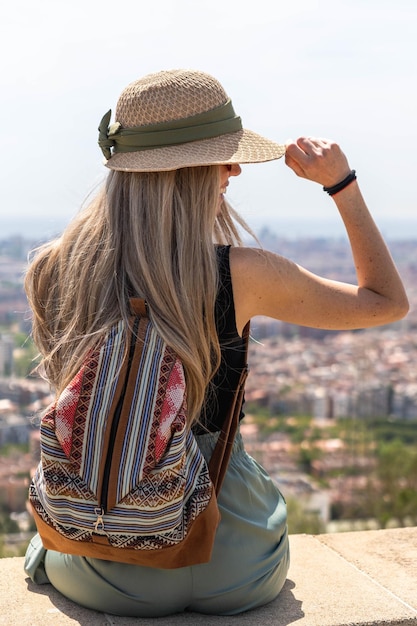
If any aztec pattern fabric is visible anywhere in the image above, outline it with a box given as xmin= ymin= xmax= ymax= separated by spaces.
xmin=29 ymin=299 xmax=223 ymax=568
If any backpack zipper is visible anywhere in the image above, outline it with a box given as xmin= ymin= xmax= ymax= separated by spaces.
xmin=98 ymin=316 xmax=140 ymax=523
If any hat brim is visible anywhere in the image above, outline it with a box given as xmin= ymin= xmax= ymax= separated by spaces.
xmin=105 ymin=129 xmax=286 ymax=172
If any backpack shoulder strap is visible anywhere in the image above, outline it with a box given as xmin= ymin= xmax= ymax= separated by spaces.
xmin=208 ymin=321 xmax=250 ymax=494
xmin=130 ymin=298 xmax=148 ymax=318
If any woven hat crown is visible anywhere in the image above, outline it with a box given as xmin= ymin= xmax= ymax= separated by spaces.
xmin=115 ymin=70 xmax=228 ymax=128
xmin=99 ymin=69 xmax=286 ymax=171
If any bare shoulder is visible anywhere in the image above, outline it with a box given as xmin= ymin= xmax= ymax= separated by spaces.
xmin=229 ymin=246 xmax=292 ymax=285
xmin=229 ymin=246 xmax=293 ymax=334
xmin=229 ymin=245 xmax=282 ymax=270
xmin=229 ymin=247 xmax=267 ymax=297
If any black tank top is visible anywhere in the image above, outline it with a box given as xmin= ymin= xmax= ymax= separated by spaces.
xmin=193 ymin=245 xmax=247 ymax=434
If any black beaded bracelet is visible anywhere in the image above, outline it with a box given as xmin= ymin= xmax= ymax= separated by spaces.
xmin=323 ymin=170 xmax=357 ymax=196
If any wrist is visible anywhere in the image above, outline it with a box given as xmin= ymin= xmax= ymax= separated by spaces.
xmin=323 ymin=170 xmax=357 ymax=196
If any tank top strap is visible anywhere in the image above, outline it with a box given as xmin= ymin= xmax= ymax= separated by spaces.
xmin=194 ymin=245 xmax=247 ymax=434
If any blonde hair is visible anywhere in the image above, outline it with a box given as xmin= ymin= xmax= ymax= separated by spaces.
xmin=25 ymin=166 xmax=252 ymax=426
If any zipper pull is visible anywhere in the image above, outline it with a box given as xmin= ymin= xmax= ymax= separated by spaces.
xmin=94 ymin=507 xmax=105 ymax=533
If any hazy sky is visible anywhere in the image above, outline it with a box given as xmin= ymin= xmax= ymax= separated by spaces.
xmin=1 ymin=0 xmax=416 ymax=237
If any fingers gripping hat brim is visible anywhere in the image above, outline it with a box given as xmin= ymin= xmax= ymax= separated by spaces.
xmin=101 ymin=69 xmax=286 ymax=172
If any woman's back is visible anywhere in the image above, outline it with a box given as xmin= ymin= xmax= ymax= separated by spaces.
xmin=24 ymin=67 xmax=408 ymax=618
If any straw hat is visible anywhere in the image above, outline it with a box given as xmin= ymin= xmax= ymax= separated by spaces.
xmin=98 ymin=69 xmax=286 ymax=172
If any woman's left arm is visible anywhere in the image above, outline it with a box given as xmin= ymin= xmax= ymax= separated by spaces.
xmin=285 ymin=137 xmax=409 ymax=319
xmin=231 ymin=138 xmax=409 ymax=334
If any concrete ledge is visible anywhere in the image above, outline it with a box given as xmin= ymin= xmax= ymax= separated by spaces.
xmin=1 ymin=528 xmax=417 ymax=626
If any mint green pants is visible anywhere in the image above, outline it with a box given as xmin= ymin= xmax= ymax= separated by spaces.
xmin=25 ymin=431 xmax=289 ymax=617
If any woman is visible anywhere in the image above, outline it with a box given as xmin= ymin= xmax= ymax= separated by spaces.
xmin=24 ymin=69 xmax=408 ymax=617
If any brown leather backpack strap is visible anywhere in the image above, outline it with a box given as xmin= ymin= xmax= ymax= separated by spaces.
xmin=129 ymin=298 xmax=148 ymax=318
xmin=208 ymin=321 xmax=250 ymax=494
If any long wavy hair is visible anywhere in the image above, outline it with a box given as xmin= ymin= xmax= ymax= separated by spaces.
xmin=25 ymin=165 xmax=252 ymax=426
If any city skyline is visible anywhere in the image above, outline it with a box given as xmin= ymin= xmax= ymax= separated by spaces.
xmin=1 ymin=0 xmax=417 ymax=239
xmin=2 ymin=215 xmax=417 ymax=243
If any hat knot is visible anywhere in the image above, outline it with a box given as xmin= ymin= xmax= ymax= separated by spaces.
xmin=98 ymin=110 xmax=121 ymax=160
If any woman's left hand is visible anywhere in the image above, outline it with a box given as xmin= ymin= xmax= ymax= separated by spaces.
xmin=285 ymin=137 xmax=352 ymax=188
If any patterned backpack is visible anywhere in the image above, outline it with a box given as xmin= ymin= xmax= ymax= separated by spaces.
xmin=29 ymin=299 xmax=249 ymax=568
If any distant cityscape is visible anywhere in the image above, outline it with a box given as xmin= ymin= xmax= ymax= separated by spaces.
xmin=2 ymin=215 xmax=417 ymax=241
xmin=0 ymin=227 xmax=416 ymax=548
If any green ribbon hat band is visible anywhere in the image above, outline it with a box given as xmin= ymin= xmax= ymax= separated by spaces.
xmin=98 ymin=99 xmax=243 ymax=160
